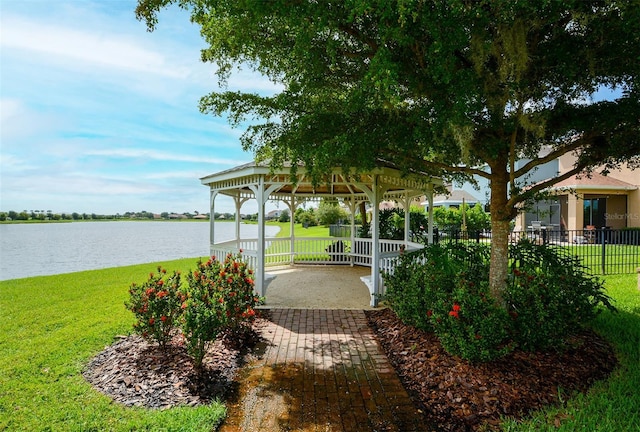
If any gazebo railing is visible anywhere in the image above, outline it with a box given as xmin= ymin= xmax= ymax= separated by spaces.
xmin=211 ymin=236 xmax=424 ymax=302
xmin=210 ymin=237 xmax=421 ymax=270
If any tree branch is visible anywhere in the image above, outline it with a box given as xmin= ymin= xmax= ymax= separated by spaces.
xmin=507 ymin=163 xmax=588 ymax=208
xmin=337 ymin=24 xmax=379 ymax=53
xmin=513 ymin=134 xmax=592 ymax=178
xmin=405 ymin=157 xmax=491 ymax=179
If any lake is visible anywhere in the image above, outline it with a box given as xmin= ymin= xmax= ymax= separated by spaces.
xmin=0 ymin=221 xmax=280 ymax=281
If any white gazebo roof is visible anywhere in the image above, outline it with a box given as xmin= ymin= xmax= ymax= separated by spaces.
xmin=200 ymin=160 xmax=440 ymax=202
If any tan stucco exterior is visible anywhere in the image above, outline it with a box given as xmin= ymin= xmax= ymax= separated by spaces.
xmin=550 ymin=154 xmax=639 ymax=230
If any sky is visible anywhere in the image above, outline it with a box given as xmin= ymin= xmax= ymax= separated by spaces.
xmin=0 ymin=0 xmax=280 ymax=215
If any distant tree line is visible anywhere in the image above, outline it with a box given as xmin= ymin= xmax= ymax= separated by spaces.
xmin=0 ymin=210 xmax=217 ymax=222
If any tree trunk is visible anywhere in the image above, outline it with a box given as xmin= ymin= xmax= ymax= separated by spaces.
xmin=489 ymin=218 xmax=510 ymax=305
xmin=488 ymin=170 xmax=512 ymax=305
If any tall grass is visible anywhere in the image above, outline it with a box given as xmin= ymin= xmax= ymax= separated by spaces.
xmin=0 ymin=258 xmax=225 ymax=431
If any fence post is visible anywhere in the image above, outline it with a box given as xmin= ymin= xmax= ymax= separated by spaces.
xmin=601 ymin=229 xmax=606 ymax=275
xmin=637 ymin=267 xmax=640 ymax=292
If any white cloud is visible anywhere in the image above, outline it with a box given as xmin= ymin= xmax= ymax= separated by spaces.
xmin=85 ymin=148 xmax=247 ymax=166
xmin=0 ymin=153 xmax=38 ymax=174
xmin=1 ymin=14 xmax=189 ymax=79
xmin=0 ymin=99 xmax=64 ymax=144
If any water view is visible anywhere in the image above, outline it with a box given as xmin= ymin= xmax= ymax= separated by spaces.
xmin=0 ymin=221 xmax=279 ymax=281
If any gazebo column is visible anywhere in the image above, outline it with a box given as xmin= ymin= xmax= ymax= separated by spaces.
xmin=399 ymin=192 xmax=411 ymax=243
xmin=233 ymin=194 xmax=250 ymax=250
xmin=343 ymin=198 xmax=358 ymax=267
xmin=370 ymin=176 xmax=382 ymax=307
xmin=356 ymin=176 xmax=388 ymax=307
xmin=286 ymin=195 xmax=297 ymax=265
xmin=248 ymin=180 xmax=280 ymax=297
xmin=209 ymin=190 xmax=219 ymax=254
xmin=426 ymin=186 xmax=434 ymax=244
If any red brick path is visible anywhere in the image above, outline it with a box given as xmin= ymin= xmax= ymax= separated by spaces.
xmin=219 ymin=309 xmax=431 ymax=431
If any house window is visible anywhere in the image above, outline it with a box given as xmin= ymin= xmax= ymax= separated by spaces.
xmin=583 ymin=197 xmax=607 ymax=228
xmin=525 ymin=199 xmax=560 ymax=228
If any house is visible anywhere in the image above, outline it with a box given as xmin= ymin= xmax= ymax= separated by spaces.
xmin=422 ymin=189 xmax=481 ymax=210
xmin=515 ymin=152 xmax=639 ymax=231
xmin=431 ymin=146 xmax=638 ymax=232
xmin=267 ymin=209 xmax=283 ymax=220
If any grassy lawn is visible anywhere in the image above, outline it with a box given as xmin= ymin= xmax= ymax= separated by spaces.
xmin=265 ymin=222 xmax=337 ymax=262
xmin=1 ymin=247 xmax=638 ymax=431
xmin=267 ymin=221 xmax=331 ymax=238
xmin=0 ymin=258 xmax=224 ymax=432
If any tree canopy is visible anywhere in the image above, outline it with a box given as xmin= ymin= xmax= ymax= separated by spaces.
xmin=137 ymin=0 xmax=639 ymax=298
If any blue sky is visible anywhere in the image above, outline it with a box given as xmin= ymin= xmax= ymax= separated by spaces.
xmin=0 ymin=0 xmax=279 ymax=215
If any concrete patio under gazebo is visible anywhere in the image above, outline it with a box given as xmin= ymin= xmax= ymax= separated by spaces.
xmin=200 ymin=160 xmax=442 ymax=306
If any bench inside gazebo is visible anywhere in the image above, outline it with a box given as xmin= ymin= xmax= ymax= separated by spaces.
xmin=200 ymin=160 xmax=442 ymax=306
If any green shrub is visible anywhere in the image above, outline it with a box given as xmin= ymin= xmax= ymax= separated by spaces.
xmin=429 ymin=275 xmax=512 ymax=362
xmin=505 ymin=240 xmax=616 ymax=350
xmin=180 ymin=252 xmax=261 ymax=370
xmin=125 ymin=254 xmax=261 ymax=371
xmin=384 ymin=244 xmax=460 ymax=331
xmin=359 ymin=207 xmax=429 ymax=240
xmin=213 ymin=252 xmax=262 ymax=335
xmin=125 ymin=267 xmax=183 ymax=349
xmin=384 ymin=243 xmax=511 ymax=361
xmin=316 ymin=200 xmax=349 ymax=226
xmin=433 ymin=203 xmax=490 ymax=232
xmin=296 ymin=209 xmax=318 ymax=227
xmin=383 ymin=241 xmax=615 ymax=362
xmin=182 ymin=258 xmax=228 ymax=371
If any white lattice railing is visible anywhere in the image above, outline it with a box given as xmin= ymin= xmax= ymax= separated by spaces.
xmin=210 ymin=237 xmax=423 ymax=285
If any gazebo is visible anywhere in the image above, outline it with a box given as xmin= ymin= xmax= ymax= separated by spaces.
xmin=200 ymin=160 xmax=442 ymax=306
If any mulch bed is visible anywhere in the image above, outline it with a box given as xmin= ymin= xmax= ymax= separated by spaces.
xmin=365 ymin=308 xmax=618 ymax=431
xmin=85 ymin=310 xmax=617 ymax=431
xmin=83 ymin=327 xmax=263 ymax=409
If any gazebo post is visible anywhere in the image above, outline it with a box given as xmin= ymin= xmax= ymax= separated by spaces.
xmin=249 ymin=179 xmax=280 ymax=297
xmin=426 ymin=185 xmax=434 ymax=244
xmin=209 ymin=190 xmax=218 ymax=254
xmin=344 ymin=198 xmax=357 ymax=267
xmin=402 ymin=192 xmax=411 ymax=243
xmin=249 ymin=178 xmax=267 ymax=297
xmin=233 ymin=194 xmax=242 ymax=250
xmin=370 ymin=175 xmax=381 ymax=307
xmin=287 ymin=195 xmax=296 ymax=265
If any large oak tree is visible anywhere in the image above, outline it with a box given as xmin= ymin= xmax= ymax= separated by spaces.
xmin=137 ymin=0 xmax=639 ymax=301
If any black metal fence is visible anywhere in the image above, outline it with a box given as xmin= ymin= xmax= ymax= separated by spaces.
xmin=329 ymin=224 xmax=639 ymax=275
xmin=435 ymin=228 xmax=640 ymax=275
xmin=329 ymin=224 xmax=353 ymax=237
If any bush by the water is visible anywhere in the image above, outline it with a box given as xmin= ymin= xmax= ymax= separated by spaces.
xmin=383 ymin=241 xmax=615 ymax=362
xmin=125 ymin=252 xmax=262 ymax=370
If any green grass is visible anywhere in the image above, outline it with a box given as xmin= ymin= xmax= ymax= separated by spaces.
xmin=267 ymin=221 xmax=332 ymax=238
xmin=501 ymin=273 xmax=640 ymax=431
xmin=0 ymin=257 xmax=226 ymax=432
xmin=264 ymin=222 xmax=337 ymax=262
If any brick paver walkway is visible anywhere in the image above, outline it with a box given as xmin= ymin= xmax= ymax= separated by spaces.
xmin=219 ymin=309 xmax=430 ymax=432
